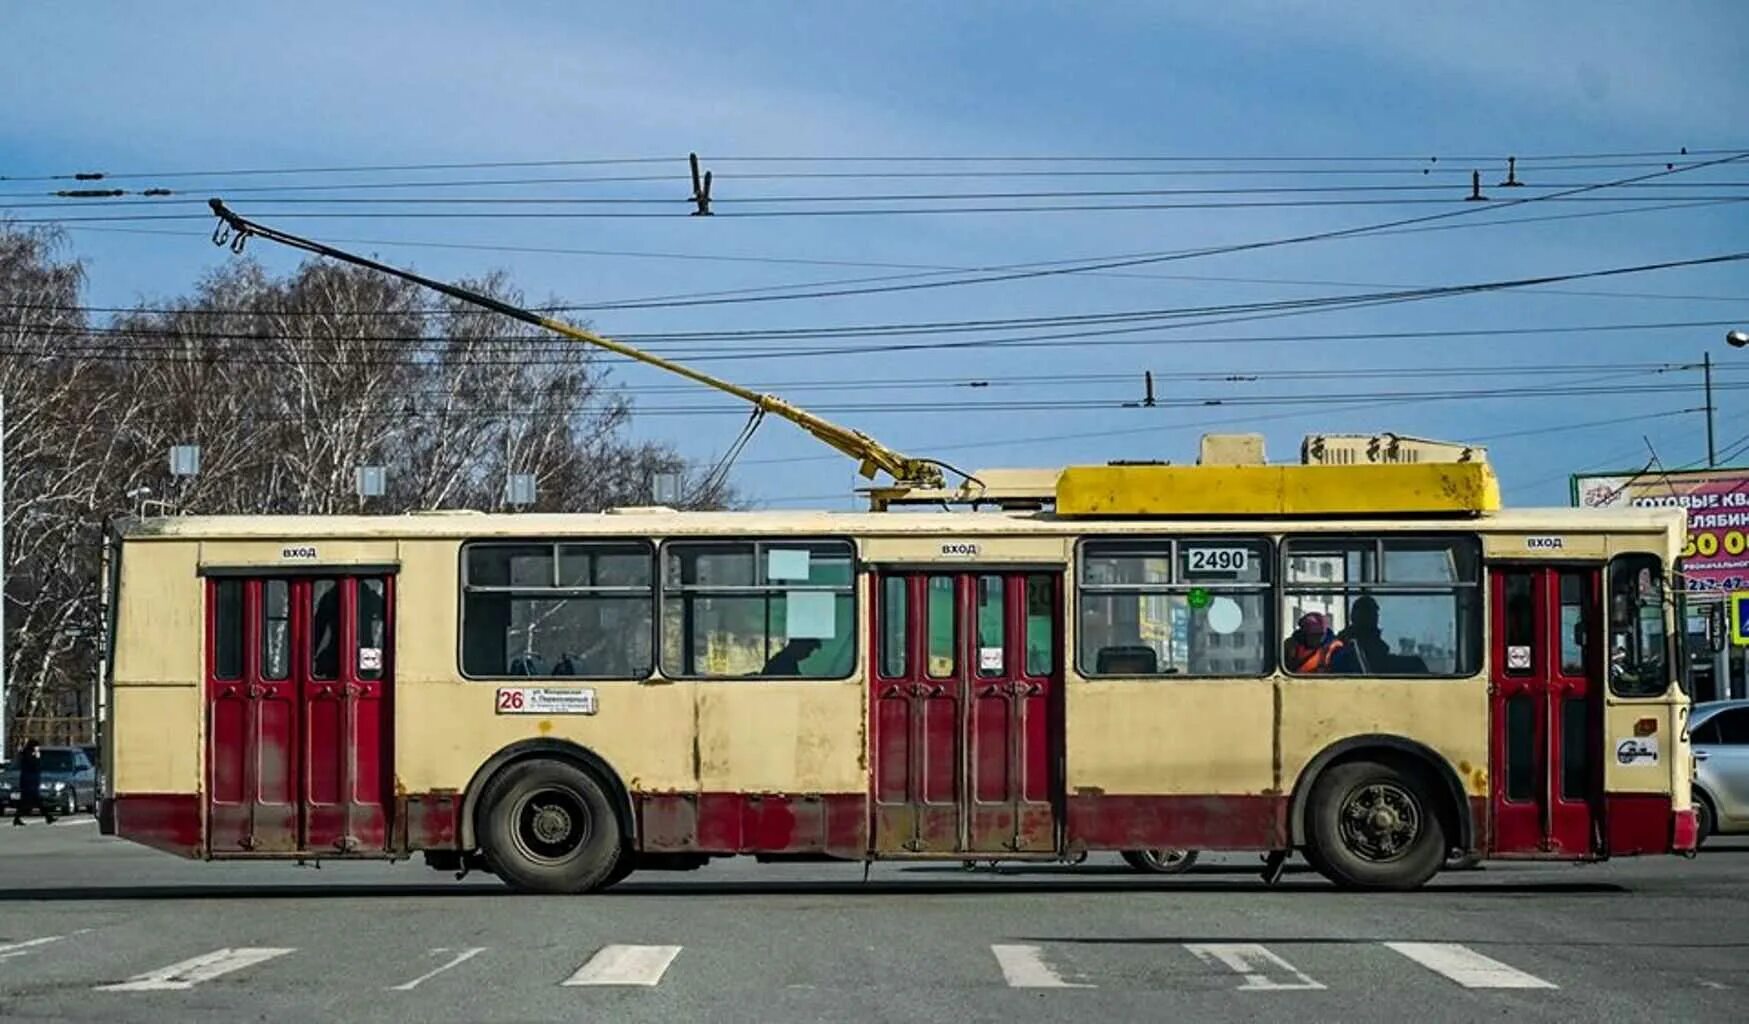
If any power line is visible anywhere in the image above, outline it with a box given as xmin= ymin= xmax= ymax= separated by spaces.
xmin=7 ymin=147 xmax=1736 ymax=184
xmin=41 ymin=196 xmax=1745 ymax=317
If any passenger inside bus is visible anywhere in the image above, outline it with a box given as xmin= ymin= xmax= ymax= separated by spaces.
xmin=1338 ymin=596 xmax=1391 ymax=671
xmin=760 ymin=636 xmax=822 ymax=676
xmin=1284 ymin=612 xmax=1359 ymax=673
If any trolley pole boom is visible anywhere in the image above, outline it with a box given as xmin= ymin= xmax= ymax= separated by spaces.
xmin=206 ymin=199 xmax=947 ymax=490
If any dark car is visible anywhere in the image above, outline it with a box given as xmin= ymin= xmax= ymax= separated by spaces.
xmin=0 ymin=745 xmax=99 ymax=815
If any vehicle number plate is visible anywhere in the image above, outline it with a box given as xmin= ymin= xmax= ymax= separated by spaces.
xmin=1186 ymin=547 xmax=1249 ymax=572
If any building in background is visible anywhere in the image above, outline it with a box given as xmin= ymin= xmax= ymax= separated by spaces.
xmin=1572 ymin=467 xmax=1749 ymax=702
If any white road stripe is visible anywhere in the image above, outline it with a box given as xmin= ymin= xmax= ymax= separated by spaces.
xmin=51 ymin=817 xmax=98 ymax=827
xmin=0 ymin=935 xmax=67 ymax=962
xmin=389 ymin=947 xmax=487 ymax=991
xmin=95 ymin=948 xmax=295 ymax=992
xmin=562 ymin=945 xmax=681 ymax=987
xmin=1186 ymin=943 xmax=1325 ymax=991
xmin=990 ymin=944 xmax=1090 ymax=988
xmin=1384 ymin=942 xmax=1557 ymax=989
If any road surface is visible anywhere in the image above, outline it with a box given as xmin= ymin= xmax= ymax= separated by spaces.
xmin=2 ymin=818 xmax=1744 ymax=1022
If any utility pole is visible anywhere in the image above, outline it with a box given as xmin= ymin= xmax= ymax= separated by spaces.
xmin=1705 ymin=351 xmax=1717 ymax=467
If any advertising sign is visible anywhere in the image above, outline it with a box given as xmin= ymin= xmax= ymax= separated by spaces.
xmin=1572 ymin=467 xmax=1749 ymax=593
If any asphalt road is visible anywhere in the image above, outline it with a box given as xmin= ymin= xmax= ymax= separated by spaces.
xmin=1 ymin=819 xmax=1745 ymax=1023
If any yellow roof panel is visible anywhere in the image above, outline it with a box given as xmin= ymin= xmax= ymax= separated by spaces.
xmin=1055 ymin=462 xmax=1501 ymax=517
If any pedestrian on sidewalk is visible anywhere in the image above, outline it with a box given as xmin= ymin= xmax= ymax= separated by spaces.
xmin=11 ymin=739 xmax=58 ymax=826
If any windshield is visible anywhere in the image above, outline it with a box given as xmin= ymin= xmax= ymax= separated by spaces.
xmin=37 ymin=750 xmax=76 ymax=773
xmin=1609 ymin=554 xmax=1672 ymax=698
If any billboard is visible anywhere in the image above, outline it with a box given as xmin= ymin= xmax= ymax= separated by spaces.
xmin=1573 ymin=467 xmax=1749 ymax=593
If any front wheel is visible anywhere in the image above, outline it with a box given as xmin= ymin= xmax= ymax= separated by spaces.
xmin=1121 ymin=849 xmax=1199 ymax=874
xmin=1305 ymin=760 xmax=1445 ymax=891
xmin=477 ymin=759 xmax=624 ymax=894
xmin=61 ymin=790 xmax=76 ymax=816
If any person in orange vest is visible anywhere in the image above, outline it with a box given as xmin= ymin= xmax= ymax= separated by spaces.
xmin=1284 ymin=612 xmax=1352 ymax=673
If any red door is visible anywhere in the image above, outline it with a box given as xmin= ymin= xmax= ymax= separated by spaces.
xmin=871 ymin=571 xmax=1060 ymax=855
xmin=1489 ymin=566 xmax=1601 ymax=855
xmin=206 ymin=574 xmax=393 ymax=856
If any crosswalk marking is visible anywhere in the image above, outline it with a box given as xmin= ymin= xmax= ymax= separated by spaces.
xmin=389 ymin=947 xmax=487 ymax=991
xmin=1383 ymin=942 xmax=1557 ymax=989
xmin=990 ymin=944 xmax=1090 ymax=988
xmin=1186 ymin=943 xmax=1325 ymax=991
xmin=0 ymin=935 xmax=67 ymax=962
xmin=562 ymin=945 xmax=682 ymax=987
xmin=95 ymin=948 xmax=295 ymax=992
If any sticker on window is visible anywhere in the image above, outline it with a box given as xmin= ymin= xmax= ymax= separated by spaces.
xmin=785 ymin=590 xmax=837 ymax=639
xmin=1186 ymin=547 xmax=1249 ymax=573
xmin=767 ymin=548 xmax=811 ymax=581
xmin=358 ymin=647 xmax=382 ymax=671
xmin=979 ymin=646 xmax=1004 ymax=672
xmin=1506 ymin=645 xmax=1532 ymax=670
xmin=1205 ymin=596 xmax=1244 ymax=635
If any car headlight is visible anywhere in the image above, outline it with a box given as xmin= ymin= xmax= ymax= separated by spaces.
xmin=48 ymin=781 xmax=67 ymax=791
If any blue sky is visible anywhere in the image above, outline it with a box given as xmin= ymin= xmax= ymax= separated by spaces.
xmin=4 ymin=0 xmax=1747 ymax=507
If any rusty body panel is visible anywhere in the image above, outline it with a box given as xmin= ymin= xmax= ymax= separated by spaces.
xmin=103 ymin=505 xmax=1690 ymax=870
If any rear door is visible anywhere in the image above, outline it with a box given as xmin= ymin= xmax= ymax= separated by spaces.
xmin=870 ymin=570 xmax=1061 ymax=855
xmin=1489 ymin=565 xmax=1602 ymax=855
xmin=207 ymin=578 xmax=299 ymax=853
xmin=302 ymin=576 xmax=393 ymax=853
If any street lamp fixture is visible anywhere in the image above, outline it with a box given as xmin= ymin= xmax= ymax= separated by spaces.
xmin=1727 ymin=329 xmax=1749 ymax=348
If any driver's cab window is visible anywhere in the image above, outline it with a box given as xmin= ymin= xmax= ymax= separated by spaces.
xmin=1608 ymin=554 xmax=1671 ymax=697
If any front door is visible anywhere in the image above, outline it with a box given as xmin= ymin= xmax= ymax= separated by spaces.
xmin=870 ymin=571 xmax=1061 ymax=854
xmin=1489 ymin=566 xmax=1601 ymax=855
xmin=206 ymin=574 xmax=394 ymax=855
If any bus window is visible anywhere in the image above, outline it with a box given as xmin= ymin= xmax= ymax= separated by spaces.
xmin=262 ymin=580 xmax=290 ymax=681
xmin=1025 ymin=575 xmax=1054 ymax=676
xmin=977 ymin=576 xmax=1005 ymax=676
xmin=357 ymin=578 xmax=386 ymax=681
xmin=1282 ymin=535 xmax=1481 ymax=677
xmin=212 ymin=578 xmax=243 ymax=680
xmin=927 ymin=576 xmax=955 ymax=678
xmin=311 ymin=579 xmax=339 ymax=680
xmin=1608 ymin=553 xmax=1670 ymax=697
xmin=880 ymin=576 xmax=907 ymax=678
xmin=662 ymin=540 xmax=855 ymax=679
xmin=1077 ymin=538 xmax=1271 ymax=677
xmin=461 ymin=541 xmax=654 ymax=678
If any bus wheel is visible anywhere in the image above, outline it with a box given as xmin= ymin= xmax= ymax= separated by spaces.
xmin=1306 ymin=760 xmax=1444 ymax=892
xmin=1121 ymin=849 xmax=1199 ymax=874
xmin=478 ymin=759 xmax=623 ymax=894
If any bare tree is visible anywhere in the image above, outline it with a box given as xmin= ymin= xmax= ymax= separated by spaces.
xmin=0 ymin=226 xmax=738 ymax=746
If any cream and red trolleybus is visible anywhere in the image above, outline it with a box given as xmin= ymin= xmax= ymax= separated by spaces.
xmin=95 ymin=205 xmax=1700 ymax=892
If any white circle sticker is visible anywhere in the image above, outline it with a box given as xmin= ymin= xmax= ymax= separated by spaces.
xmin=1205 ymin=596 xmax=1244 ymax=635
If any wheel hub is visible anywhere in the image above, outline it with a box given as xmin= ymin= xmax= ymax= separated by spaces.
xmin=530 ymin=803 xmax=573 ymax=845
xmin=1339 ymin=782 xmax=1421 ymax=862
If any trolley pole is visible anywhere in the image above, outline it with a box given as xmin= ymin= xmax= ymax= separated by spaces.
xmin=1705 ymin=352 xmax=1717 ymax=468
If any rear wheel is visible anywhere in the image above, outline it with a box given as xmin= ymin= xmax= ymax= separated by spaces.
xmin=1121 ymin=849 xmax=1199 ymax=874
xmin=477 ymin=760 xmax=623 ymax=894
xmin=1306 ymin=760 xmax=1445 ymax=891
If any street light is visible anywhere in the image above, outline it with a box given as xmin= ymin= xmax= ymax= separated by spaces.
xmin=1728 ymin=329 xmax=1749 ymax=348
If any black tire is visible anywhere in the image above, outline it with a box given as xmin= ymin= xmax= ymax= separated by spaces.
xmin=1694 ymin=793 xmax=1715 ymax=849
xmin=1305 ymin=760 xmax=1446 ymax=891
xmin=1121 ymin=849 xmax=1200 ymax=874
xmin=1443 ymin=851 xmax=1483 ymax=871
xmin=476 ymin=759 xmax=624 ymax=894
xmin=599 ymin=847 xmax=637 ymax=889
xmin=61 ymin=790 xmax=76 ymax=816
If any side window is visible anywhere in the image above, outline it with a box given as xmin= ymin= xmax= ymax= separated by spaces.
xmin=661 ymin=540 xmax=855 ymax=679
xmin=1608 ymin=554 xmax=1670 ymax=697
xmin=212 ymin=578 xmax=244 ymax=680
xmin=879 ymin=576 xmax=908 ymax=678
xmin=461 ymin=541 xmax=654 ymax=678
xmin=1078 ymin=538 xmax=1271 ymax=677
xmin=1282 ymin=535 xmax=1481 ymax=676
xmin=310 ymin=578 xmax=339 ymax=681
xmin=1025 ymin=574 xmax=1054 ymax=676
xmin=262 ymin=579 xmax=291 ymax=681
xmin=1501 ymin=571 xmax=1535 ymax=677
xmin=1714 ymin=709 xmax=1749 ymax=744
xmin=357 ymin=579 xmax=387 ymax=681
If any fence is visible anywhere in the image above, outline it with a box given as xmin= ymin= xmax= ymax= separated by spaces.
xmin=6 ymin=716 xmax=96 ymax=756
